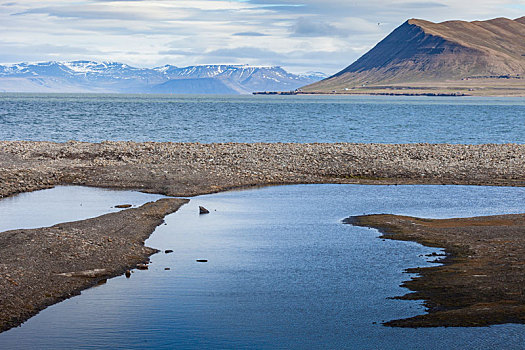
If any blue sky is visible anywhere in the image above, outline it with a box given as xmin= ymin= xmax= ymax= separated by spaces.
xmin=1 ymin=0 xmax=525 ymax=74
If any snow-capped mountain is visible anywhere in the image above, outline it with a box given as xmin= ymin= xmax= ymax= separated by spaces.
xmin=0 ymin=61 xmax=326 ymax=94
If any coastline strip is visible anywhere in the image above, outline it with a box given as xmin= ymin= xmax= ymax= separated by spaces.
xmin=1 ymin=142 xmax=524 ymax=200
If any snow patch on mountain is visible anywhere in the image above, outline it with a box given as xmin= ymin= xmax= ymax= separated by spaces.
xmin=0 ymin=61 xmax=326 ymax=94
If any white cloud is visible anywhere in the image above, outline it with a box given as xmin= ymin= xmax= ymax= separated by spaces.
xmin=2 ymin=0 xmax=525 ymax=73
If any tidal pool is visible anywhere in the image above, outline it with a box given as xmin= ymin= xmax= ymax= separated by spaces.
xmin=0 ymin=184 xmax=524 ymax=349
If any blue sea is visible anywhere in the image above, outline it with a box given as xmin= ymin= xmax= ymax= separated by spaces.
xmin=1 ymin=94 xmax=525 ymax=349
xmin=0 ymin=93 xmax=524 ymax=143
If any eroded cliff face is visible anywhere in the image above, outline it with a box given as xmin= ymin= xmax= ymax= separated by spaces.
xmin=304 ymin=17 xmax=525 ymax=91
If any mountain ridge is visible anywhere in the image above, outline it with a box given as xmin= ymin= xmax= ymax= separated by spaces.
xmin=0 ymin=61 xmax=326 ymax=94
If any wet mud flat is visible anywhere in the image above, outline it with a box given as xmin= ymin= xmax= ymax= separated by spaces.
xmin=0 ymin=198 xmax=188 ymax=332
xmin=346 ymin=213 xmax=525 ymax=327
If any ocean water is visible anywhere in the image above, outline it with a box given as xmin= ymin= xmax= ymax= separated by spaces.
xmin=0 ymin=93 xmax=524 ymax=144
xmin=1 ymin=185 xmax=525 ymax=349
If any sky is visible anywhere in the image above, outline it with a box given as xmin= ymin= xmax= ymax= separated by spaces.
xmin=1 ymin=0 xmax=525 ymax=74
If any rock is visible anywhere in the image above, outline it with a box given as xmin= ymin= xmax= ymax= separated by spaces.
xmin=196 ymin=259 xmax=208 ymax=263
xmin=136 ymin=263 xmax=149 ymax=270
xmin=125 ymin=270 xmax=131 ymax=278
xmin=96 ymin=279 xmax=107 ymax=286
xmin=199 ymin=206 xmax=210 ymax=214
xmin=115 ymin=204 xmax=132 ymax=209
xmin=57 ymin=269 xmax=108 ymax=278
xmin=165 ymin=249 xmax=174 ymax=254
xmin=164 ymin=267 xmax=170 ymax=270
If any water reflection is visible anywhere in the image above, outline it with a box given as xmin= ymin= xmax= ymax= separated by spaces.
xmin=0 ymin=184 xmax=524 ymax=349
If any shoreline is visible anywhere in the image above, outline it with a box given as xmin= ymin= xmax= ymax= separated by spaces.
xmin=0 ymin=198 xmax=188 ymax=333
xmin=0 ymin=141 xmax=524 ymax=331
xmin=346 ymin=214 xmax=525 ymax=327
xmin=1 ymin=142 xmax=524 ymax=200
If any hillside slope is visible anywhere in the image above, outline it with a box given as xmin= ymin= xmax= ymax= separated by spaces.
xmin=303 ymin=17 xmax=525 ymax=95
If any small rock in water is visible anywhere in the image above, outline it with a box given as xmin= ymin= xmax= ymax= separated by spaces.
xmin=125 ymin=270 xmax=131 ymax=278
xmin=165 ymin=267 xmax=171 ymax=270
xmin=136 ymin=263 xmax=149 ymax=270
xmin=199 ymin=206 xmax=210 ymax=214
xmin=165 ymin=249 xmax=174 ymax=254
xmin=196 ymin=259 xmax=208 ymax=263
xmin=115 ymin=204 xmax=132 ymax=209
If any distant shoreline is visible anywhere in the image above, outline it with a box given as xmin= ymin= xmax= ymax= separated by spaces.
xmin=253 ymin=91 xmax=470 ymax=97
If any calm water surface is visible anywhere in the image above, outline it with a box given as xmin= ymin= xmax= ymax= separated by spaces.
xmin=0 ymin=94 xmax=524 ymax=143
xmin=0 ymin=184 xmax=524 ymax=349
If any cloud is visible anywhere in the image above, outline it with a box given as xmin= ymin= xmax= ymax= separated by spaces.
xmin=290 ymin=17 xmax=345 ymax=37
xmin=158 ymin=49 xmax=200 ymax=56
xmin=233 ymin=32 xmax=268 ymax=36
xmin=402 ymin=2 xmax=448 ymax=9
xmin=16 ymin=5 xmax=179 ymax=21
xmin=206 ymin=47 xmax=281 ymax=59
xmin=2 ymin=0 xmax=525 ymax=73
xmin=0 ymin=40 xmax=104 ymax=63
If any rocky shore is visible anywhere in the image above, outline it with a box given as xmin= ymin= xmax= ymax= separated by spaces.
xmin=0 ymin=198 xmax=188 ymax=333
xmin=1 ymin=142 xmax=524 ymax=199
xmin=0 ymin=141 xmax=524 ymax=331
xmin=346 ymin=214 xmax=525 ymax=327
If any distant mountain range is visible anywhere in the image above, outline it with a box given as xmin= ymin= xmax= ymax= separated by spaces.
xmin=0 ymin=61 xmax=326 ymax=94
xmin=303 ymin=17 xmax=525 ymax=96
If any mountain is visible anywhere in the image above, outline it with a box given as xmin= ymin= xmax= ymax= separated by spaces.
xmin=151 ymin=78 xmax=243 ymax=95
xmin=151 ymin=64 xmax=325 ymax=94
xmin=0 ymin=61 xmax=326 ymax=94
xmin=302 ymin=17 xmax=525 ymax=96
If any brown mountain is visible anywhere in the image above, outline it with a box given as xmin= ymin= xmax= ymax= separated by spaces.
xmin=302 ymin=17 xmax=525 ymax=96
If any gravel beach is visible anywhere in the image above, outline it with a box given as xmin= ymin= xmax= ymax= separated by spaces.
xmin=1 ymin=141 xmax=524 ymax=199
xmin=0 ymin=141 xmax=524 ymax=331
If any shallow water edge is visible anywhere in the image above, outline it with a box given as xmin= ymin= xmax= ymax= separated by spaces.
xmin=0 ymin=190 xmax=188 ymax=333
